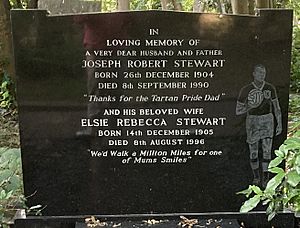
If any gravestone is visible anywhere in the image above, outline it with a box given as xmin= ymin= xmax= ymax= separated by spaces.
xmin=11 ymin=9 xmax=293 ymax=227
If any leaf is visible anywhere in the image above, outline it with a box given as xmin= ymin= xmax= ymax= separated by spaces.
xmin=263 ymin=199 xmax=271 ymax=205
xmin=2 ymin=91 xmax=9 ymax=99
xmin=268 ymin=157 xmax=283 ymax=169
xmin=0 ymin=190 xmax=6 ymax=199
xmin=279 ymin=144 xmax=288 ymax=156
xmin=240 ymin=195 xmax=261 ymax=213
xmin=294 ymin=131 xmax=300 ymax=137
xmin=251 ymin=185 xmax=263 ymax=196
xmin=0 ymin=169 xmax=13 ymax=183
xmin=269 ymin=167 xmax=285 ymax=174
xmin=265 ymin=172 xmax=285 ymax=192
xmin=287 ymin=170 xmax=300 ymax=187
xmin=0 ymin=148 xmax=20 ymax=163
xmin=275 ymin=149 xmax=285 ymax=158
xmin=237 ymin=186 xmax=253 ymax=197
xmin=5 ymin=190 xmax=13 ymax=199
xmin=1 ymin=81 xmax=8 ymax=88
xmin=268 ymin=212 xmax=276 ymax=221
xmin=285 ymin=138 xmax=300 ymax=150
xmin=285 ymin=135 xmax=300 ymax=143
xmin=0 ymin=160 xmax=9 ymax=169
xmin=266 ymin=201 xmax=275 ymax=214
xmin=283 ymin=189 xmax=300 ymax=204
xmin=6 ymin=175 xmax=21 ymax=192
xmin=285 ymin=143 xmax=299 ymax=151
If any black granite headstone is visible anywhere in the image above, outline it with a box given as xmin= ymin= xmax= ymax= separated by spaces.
xmin=11 ymin=9 xmax=292 ymax=216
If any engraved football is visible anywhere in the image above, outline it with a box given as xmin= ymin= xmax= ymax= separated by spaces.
xmin=247 ymin=89 xmax=264 ymax=108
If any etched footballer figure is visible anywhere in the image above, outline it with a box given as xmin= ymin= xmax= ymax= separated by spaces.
xmin=236 ymin=64 xmax=282 ymax=187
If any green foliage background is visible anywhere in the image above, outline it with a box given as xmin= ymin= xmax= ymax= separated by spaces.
xmin=9 ymin=0 xmax=28 ymax=8
xmin=0 ymin=148 xmax=24 ymax=227
xmin=291 ymin=26 xmax=300 ymax=93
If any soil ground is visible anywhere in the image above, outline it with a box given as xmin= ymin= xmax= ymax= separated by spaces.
xmin=0 ymin=109 xmax=20 ymax=148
